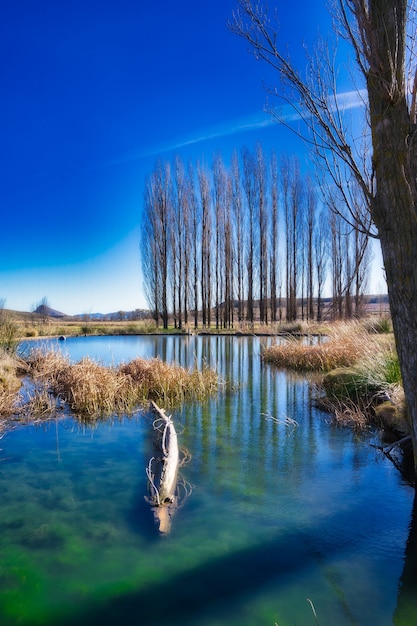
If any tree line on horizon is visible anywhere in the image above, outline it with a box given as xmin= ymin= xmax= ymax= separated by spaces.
xmin=141 ymin=145 xmax=371 ymax=330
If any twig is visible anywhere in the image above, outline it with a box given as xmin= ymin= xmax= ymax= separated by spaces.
xmin=370 ymin=435 xmax=412 ymax=454
xmin=179 ymin=447 xmax=192 ymax=467
xmin=145 ymin=456 xmax=160 ymax=505
xmin=307 ymin=598 xmax=320 ymax=626
xmin=261 ymin=410 xmax=298 ymax=430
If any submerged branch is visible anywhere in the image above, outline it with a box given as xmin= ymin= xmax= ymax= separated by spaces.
xmin=145 ymin=401 xmax=181 ymax=534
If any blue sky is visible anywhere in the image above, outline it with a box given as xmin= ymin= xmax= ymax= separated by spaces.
xmin=1 ymin=1 xmax=384 ymax=315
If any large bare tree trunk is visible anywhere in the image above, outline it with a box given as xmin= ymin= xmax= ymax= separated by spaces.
xmin=364 ymin=0 xmax=417 ymax=465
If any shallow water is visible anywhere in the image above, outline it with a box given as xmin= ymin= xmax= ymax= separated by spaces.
xmin=2 ymin=335 xmax=416 ymax=625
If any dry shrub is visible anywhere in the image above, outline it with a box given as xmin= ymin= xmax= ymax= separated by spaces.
xmin=54 ymin=358 xmax=136 ymax=417
xmin=27 ymin=348 xmax=69 ymax=385
xmin=120 ymin=357 xmax=219 ymax=405
xmin=0 ymin=351 xmax=22 ymax=392
xmin=0 ymin=388 xmax=17 ymax=419
xmin=18 ymin=386 xmax=59 ymax=418
xmin=23 ymin=350 xmax=219 ymax=419
xmin=26 ymin=350 xmax=134 ymax=417
xmin=0 ymin=349 xmax=23 ymax=420
xmin=318 ymin=394 xmax=370 ymax=431
xmin=314 ymin=334 xmax=405 ymax=432
xmin=263 ymin=323 xmax=379 ymax=372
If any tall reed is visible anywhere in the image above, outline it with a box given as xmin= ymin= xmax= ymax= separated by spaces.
xmin=120 ymin=357 xmax=219 ymax=406
xmin=263 ymin=321 xmax=402 ymax=431
xmin=26 ymin=350 xmax=219 ymax=418
xmin=318 ymin=344 xmax=406 ymax=431
xmin=0 ymin=349 xmax=24 ymax=421
xmin=263 ymin=324 xmax=378 ymax=372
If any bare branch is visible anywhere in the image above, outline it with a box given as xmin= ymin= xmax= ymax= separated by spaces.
xmin=230 ymin=0 xmax=375 ymax=236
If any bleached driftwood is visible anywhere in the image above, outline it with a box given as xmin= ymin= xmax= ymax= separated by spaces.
xmin=145 ymin=401 xmax=180 ymax=534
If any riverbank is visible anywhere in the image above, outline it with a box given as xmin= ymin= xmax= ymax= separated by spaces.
xmin=4 ymin=307 xmax=330 ymax=341
xmin=1 ymin=316 xmax=407 ymax=447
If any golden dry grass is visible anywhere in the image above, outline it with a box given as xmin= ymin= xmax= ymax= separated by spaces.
xmin=26 ymin=350 xmax=220 ymax=418
xmin=17 ymin=318 xmax=159 ymax=339
xmin=0 ymin=388 xmax=17 ymax=421
xmin=54 ymin=358 xmax=137 ymax=416
xmin=0 ymin=362 xmax=24 ymax=437
xmin=262 ymin=321 xmax=385 ymax=372
xmin=0 ymin=349 xmax=24 ymax=422
xmin=262 ymin=321 xmax=403 ymax=432
xmin=120 ymin=357 xmax=219 ymax=405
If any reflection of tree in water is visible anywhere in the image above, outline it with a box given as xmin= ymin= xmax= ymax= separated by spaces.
xmin=395 ymin=490 xmax=417 ymax=625
xmin=177 ymin=336 xmax=331 ymax=497
xmin=143 ymin=335 xmax=417 ymax=624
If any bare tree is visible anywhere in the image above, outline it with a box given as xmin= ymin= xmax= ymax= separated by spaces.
xmin=231 ymin=151 xmax=245 ymax=323
xmin=270 ymin=151 xmax=279 ymax=323
xmin=329 ymin=205 xmax=346 ymax=318
xmin=188 ymin=162 xmax=200 ymax=329
xmin=314 ymin=207 xmax=329 ymax=322
xmin=231 ymin=0 xmax=417 ymax=468
xmin=141 ymin=185 xmax=160 ymax=324
xmin=212 ymin=154 xmax=227 ymax=329
xmin=241 ymin=147 xmax=257 ymax=324
xmin=305 ymin=177 xmax=317 ymax=321
xmin=141 ymin=161 xmax=171 ymax=329
xmin=171 ymin=155 xmax=189 ymax=329
xmin=281 ymin=156 xmax=302 ymax=321
xmin=256 ymin=143 xmax=269 ymax=324
xmin=198 ymin=164 xmax=213 ymax=328
xmin=34 ymin=296 xmax=50 ymax=326
xmin=223 ymin=171 xmax=234 ymax=328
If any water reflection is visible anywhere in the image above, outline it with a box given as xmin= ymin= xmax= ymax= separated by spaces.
xmin=395 ymin=490 xmax=417 ymax=624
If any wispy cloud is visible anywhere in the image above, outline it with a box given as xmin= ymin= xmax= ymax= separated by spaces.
xmin=334 ymin=88 xmax=367 ymax=111
xmin=155 ymin=114 xmax=274 ymax=153
xmin=111 ymin=112 xmax=274 ymax=165
xmin=113 ymin=89 xmax=367 ymax=165
xmin=267 ymin=88 xmax=368 ymax=123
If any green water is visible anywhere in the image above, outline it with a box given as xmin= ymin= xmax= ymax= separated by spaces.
xmin=2 ymin=335 xmax=416 ymax=625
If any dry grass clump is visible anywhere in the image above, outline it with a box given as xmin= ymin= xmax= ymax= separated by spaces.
xmin=320 ymin=397 xmax=370 ymax=430
xmin=263 ymin=321 xmax=404 ymax=432
xmin=25 ymin=350 xmax=219 ymax=418
xmin=27 ymin=348 xmax=69 ymax=384
xmin=263 ymin=323 xmax=375 ymax=372
xmin=0 ymin=387 xmax=17 ymax=420
xmin=120 ymin=357 xmax=219 ymax=405
xmin=318 ymin=368 xmax=375 ymax=430
xmin=0 ymin=349 xmax=23 ymax=392
xmin=55 ymin=358 xmax=137 ymax=416
xmin=0 ymin=349 xmax=24 ymax=421
xmin=317 ymin=344 xmax=407 ymax=432
xmin=362 ymin=315 xmax=393 ymax=334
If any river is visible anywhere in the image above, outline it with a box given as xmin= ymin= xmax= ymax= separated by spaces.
xmin=0 ymin=334 xmax=415 ymax=625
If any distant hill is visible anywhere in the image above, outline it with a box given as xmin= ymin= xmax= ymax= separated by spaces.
xmin=72 ymin=309 xmax=151 ymax=321
xmin=34 ymin=304 xmax=66 ymax=319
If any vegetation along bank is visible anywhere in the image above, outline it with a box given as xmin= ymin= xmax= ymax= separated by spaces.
xmin=0 ymin=308 xmax=407 ymax=441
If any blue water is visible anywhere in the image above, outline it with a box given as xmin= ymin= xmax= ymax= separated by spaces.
xmin=1 ymin=335 xmax=416 ymax=625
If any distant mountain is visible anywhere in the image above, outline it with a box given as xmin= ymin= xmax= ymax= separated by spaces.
xmin=34 ymin=304 xmax=66 ymax=319
xmin=72 ymin=309 xmax=151 ymax=321
xmin=31 ymin=305 xmax=151 ymax=321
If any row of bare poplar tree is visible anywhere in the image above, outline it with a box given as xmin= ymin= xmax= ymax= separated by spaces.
xmin=141 ymin=144 xmax=371 ymax=329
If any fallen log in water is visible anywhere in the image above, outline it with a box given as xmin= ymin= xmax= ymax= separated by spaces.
xmin=145 ymin=401 xmax=180 ymax=534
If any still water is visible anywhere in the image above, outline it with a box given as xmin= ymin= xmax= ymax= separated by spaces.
xmin=1 ymin=335 xmax=416 ymax=625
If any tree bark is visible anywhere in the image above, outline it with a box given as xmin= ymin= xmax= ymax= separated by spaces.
xmin=365 ymin=0 xmax=417 ymax=467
